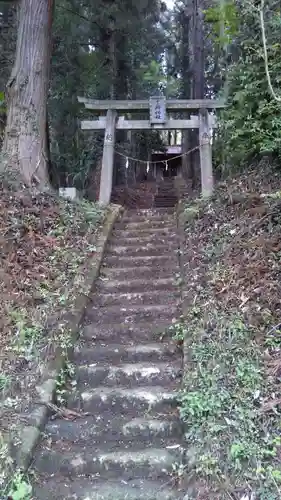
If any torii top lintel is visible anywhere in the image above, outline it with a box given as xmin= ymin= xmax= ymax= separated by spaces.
xmin=77 ymin=97 xmax=225 ymax=112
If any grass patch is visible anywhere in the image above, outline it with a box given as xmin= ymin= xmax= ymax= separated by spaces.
xmin=181 ymin=311 xmax=281 ymax=498
xmin=4 ymin=471 xmax=32 ymax=500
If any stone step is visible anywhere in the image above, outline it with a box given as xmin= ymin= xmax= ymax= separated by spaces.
xmin=127 ymin=207 xmax=175 ymax=214
xmin=110 ymin=234 xmax=179 ymax=247
xmin=76 ymin=361 xmax=182 ymax=387
xmin=154 ymin=201 xmax=178 ymax=209
xmin=106 ymin=244 xmax=179 ymax=257
xmin=116 ymin=220 xmax=175 ymax=231
xmin=155 ymin=191 xmax=177 ymax=195
xmin=86 ymin=303 xmax=179 ymax=323
xmin=156 ymin=188 xmax=177 ymax=194
xmin=154 ymin=195 xmax=177 ymax=202
xmin=157 ymin=186 xmax=176 ymax=191
xmin=81 ymin=321 xmax=173 ymax=343
xmin=100 ymin=265 xmax=179 ymax=281
xmin=154 ymin=193 xmax=177 ymax=197
xmin=34 ymin=445 xmax=183 ymax=480
xmin=68 ymin=386 xmax=178 ymax=414
xmin=45 ymin=415 xmax=182 ymax=445
xmin=32 ymin=476 xmax=183 ymax=499
xmin=104 ymin=254 xmax=178 ymax=269
xmin=112 ymin=227 xmax=178 ymax=239
xmin=94 ymin=290 xmax=181 ymax=307
xmin=96 ymin=277 xmax=178 ymax=294
xmin=74 ymin=342 xmax=179 ymax=365
xmin=122 ymin=214 xmax=175 ymax=224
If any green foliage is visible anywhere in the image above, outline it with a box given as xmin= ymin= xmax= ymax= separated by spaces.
xmin=0 ymin=374 xmax=10 ymax=393
xmin=139 ymin=60 xmax=164 ymax=90
xmin=8 ymin=308 xmax=43 ymax=359
xmin=7 ymin=472 xmax=32 ymax=500
xmin=204 ymin=1 xmax=239 ymax=47
xmin=213 ymin=1 xmax=281 ymax=168
xmin=56 ymin=359 xmax=75 ymax=405
xmin=168 ymin=319 xmax=188 ymax=342
xmin=0 ymin=90 xmax=6 ymax=142
xmin=0 ymin=90 xmax=5 ymax=113
xmin=50 ymin=0 xmax=168 ymax=188
xmin=216 ymin=61 xmax=281 ymax=165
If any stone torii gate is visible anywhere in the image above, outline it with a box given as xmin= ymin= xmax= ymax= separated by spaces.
xmin=78 ymin=97 xmax=224 ymax=205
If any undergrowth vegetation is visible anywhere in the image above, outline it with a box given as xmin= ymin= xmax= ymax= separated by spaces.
xmin=207 ymin=0 xmax=281 ymax=169
xmin=0 ymin=183 xmax=104 ymax=497
xmin=179 ymin=164 xmax=281 ymax=499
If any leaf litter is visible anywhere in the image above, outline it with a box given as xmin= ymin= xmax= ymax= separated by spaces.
xmin=0 ymin=182 xmax=104 ymax=493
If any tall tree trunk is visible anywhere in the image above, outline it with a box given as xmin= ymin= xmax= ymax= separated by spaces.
xmin=2 ymin=0 xmax=53 ymax=189
xmin=115 ymin=34 xmax=129 ymax=186
xmin=189 ymin=0 xmax=205 ymax=188
xmin=180 ymin=5 xmax=192 ymax=181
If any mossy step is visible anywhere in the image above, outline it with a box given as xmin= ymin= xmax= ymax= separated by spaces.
xmin=34 ymin=446 xmax=183 ymax=480
xmin=104 ymin=254 xmax=178 ymax=268
xmin=111 ymin=227 xmax=177 ymax=239
xmin=45 ymin=415 xmax=182 ymax=444
xmin=96 ymin=276 xmax=178 ymax=293
xmin=68 ymin=385 xmax=178 ymax=414
xmin=32 ymin=477 xmax=184 ymax=500
xmin=81 ymin=320 xmax=173 ymax=342
xmin=76 ymin=360 xmax=182 ymax=387
xmin=94 ymin=290 xmax=181 ymax=307
xmin=100 ymin=264 xmax=178 ymax=281
xmin=116 ymin=220 xmax=175 ymax=230
xmin=73 ymin=341 xmax=179 ymax=365
xmin=106 ymin=244 xmax=178 ymax=257
xmin=86 ymin=303 xmax=179 ymax=322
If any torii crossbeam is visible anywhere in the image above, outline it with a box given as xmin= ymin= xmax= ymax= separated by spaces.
xmin=78 ymin=97 xmax=224 ymax=204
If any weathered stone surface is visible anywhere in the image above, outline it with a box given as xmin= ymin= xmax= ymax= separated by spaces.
xmin=104 ymin=254 xmax=178 ymax=268
xmin=76 ymin=360 xmax=182 ymax=387
xmin=111 ymin=227 xmax=178 ymax=239
xmin=81 ymin=320 xmax=171 ymax=343
xmin=100 ymin=264 xmax=179 ymax=281
xmin=73 ymin=342 xmax=179 ymax=364
xmin=86 ymin=303 xmax=180 ymax=323
xmin=106 ymin=243 xmax=178 ymax=257
xmin=110 ymin=234 xmax=179 ymax=247
xmin=33 ymin=477 xmax=182 ymax=499
xmin=46 ymin=415 xmax=182 ymax=443
xmin=97 ymin=276 xmax=178 ymax=293
xmin=116 ymin=220 xmax=175 ymax=230
xmin=35 ymin=446 xmax=183 ymax=478
xmin=94 ymin=290 xmax=181 ymax=307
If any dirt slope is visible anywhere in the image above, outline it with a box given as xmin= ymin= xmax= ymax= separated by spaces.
xmin=0 ymin=183 xmax=104 ymax=496
xmin=179 ymin=164 xmax=281 ymax=499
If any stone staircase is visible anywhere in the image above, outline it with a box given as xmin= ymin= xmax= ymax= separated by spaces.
xmin=31 ymin=209 xmax=184 ymax=499
xmin=154 ymin=179 xmax=178 ymax=209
